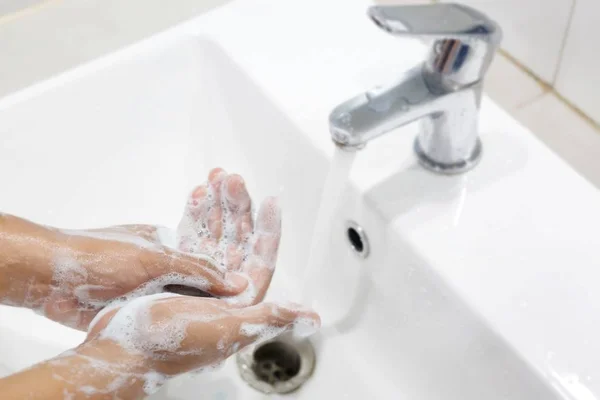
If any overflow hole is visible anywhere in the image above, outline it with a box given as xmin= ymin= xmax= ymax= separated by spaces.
xmin=347 ymin=227 xmax=364 ymax=252
xmin=346 ymin=221 xmax=370 ymax=258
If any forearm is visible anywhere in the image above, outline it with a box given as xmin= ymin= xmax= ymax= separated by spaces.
xmin=0 ymin=214 xmax=61 ymax=307
xmin=0 ymin=340 xmax=149 ymax=400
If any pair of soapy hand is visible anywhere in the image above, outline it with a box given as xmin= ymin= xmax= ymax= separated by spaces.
xmin=2 ymin=168 xmax=319 ymax=397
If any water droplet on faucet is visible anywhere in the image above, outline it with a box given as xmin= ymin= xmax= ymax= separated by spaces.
xmin=338 ymin=112 xmax=352 ymax=125
xmin=366 ymin=85 xmax=385 ymax=100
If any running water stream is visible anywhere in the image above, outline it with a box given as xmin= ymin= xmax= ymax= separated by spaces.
xmin=302 ymin=147 xmax=356 ymax=305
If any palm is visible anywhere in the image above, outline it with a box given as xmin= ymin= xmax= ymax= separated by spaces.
xmin=176 ymin=168 xmax=281 ymax=305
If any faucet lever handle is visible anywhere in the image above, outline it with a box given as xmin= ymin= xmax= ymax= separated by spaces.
xmin=368 ymin=4 xmax=502 ymax=89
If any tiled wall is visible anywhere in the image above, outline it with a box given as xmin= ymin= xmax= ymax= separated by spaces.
xmin=443 ymin=0 xmax=575 ymax=85
xmin=378 ymin=0 xmax=599 ymax=125
xmin=4 ymin=0 xmax=596 ymax=124
xmin=555 ymin=0 xmax=599 ymax=125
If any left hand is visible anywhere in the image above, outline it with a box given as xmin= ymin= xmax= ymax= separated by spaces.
xmin=0 ymin=218 xmax=248 ymax=330
xmin=176 ymin=168 xmax=282 ymax=306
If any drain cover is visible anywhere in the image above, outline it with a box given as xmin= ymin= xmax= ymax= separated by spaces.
xmin=237 ymin=333 xmax=316 ymax=394
xmin=252 ymin=341 xmax=302 ymax=384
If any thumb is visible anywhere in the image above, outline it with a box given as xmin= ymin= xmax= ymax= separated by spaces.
xmin=145 ymin=248 xmax=249 ymax=297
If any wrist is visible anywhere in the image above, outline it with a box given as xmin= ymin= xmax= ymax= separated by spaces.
xmin=0 ymin=215 xmax=64 ymax=307
xmin=72 ymin=339 xmax=156 ymax=398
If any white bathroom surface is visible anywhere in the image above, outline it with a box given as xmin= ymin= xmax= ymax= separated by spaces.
xmin=0 ymin=0 xmax=230 ymax=96
xmin=1 ymin=0 xmax=599 ymax=191
xmin=0 ymin=0 xmax=599 ymax=399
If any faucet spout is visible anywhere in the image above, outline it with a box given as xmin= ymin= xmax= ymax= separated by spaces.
xmin=330 ymin=66 xmax=482 ymax=173
xmin=330 ymin=66 xmax=439 ymax=149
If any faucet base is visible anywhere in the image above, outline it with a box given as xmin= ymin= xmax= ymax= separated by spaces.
xmin=414 ymin=138 xmax=482 ymax=175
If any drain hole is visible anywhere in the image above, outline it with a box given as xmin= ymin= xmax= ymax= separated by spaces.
xmin=252 ymin=342 xmax=301 ymax=383
xmin=347 ymin=227 xmax=364 ymax=252
xmin=237 ymin=334 xmax=316 ymax=394
xmin=346 ymin=221 xmax=370 ymax=258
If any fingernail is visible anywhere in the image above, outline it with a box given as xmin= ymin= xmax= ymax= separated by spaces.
xmin=227 ymin=272 xmax=249 ymax=290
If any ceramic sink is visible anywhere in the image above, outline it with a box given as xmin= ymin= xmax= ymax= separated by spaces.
xmin=1 ymin=0 xmax=600 ymax=399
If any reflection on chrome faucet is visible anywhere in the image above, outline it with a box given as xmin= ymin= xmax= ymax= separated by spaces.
xmin=330 ymin=4 xmax=502 ymax=174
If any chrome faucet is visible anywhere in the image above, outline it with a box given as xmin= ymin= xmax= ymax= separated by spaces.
xmin=329 ymin=4 xmax=502 ymax=174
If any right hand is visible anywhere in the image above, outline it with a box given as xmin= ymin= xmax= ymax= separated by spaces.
xmin=74 ymin=294 xmax=320 ymax=397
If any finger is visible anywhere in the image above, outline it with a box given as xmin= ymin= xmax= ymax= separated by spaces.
xmin=178 ymin=184 xmax=210 ymax=252
xmin=189 ymin=185 xmax=210 ymax=222
xmin=223 ymin=174 xmax=253 ymax=242
xmin=240 ymin=255 xmax=273 ymax=305
xmin=179 ymin=184 xmax=210 ymax=225
xmin=149 ymin=249 xmax=249 ymax=297
xmin=208 ymin=167 xmax=226 ymax=182
xmin=238 ymin=197 xmax=281 ymax=304
xmin=225 ymin=245 xmax=244 ymax=272
xmin=231 ymin=302 xmax=321 ymax=347
xmin=252 ymin=197 xmax=282 ymax=268
xmin=207 ymin=169 xmax=227 ymax=239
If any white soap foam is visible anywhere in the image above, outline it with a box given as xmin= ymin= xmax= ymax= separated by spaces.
xmin=52 ymin=250 xmax=88 ymax=287
xmin=60 ymin=229 xmax=156 ymax=249
xmin=143 ymin=371 xmax=167 ymax=395
xmin=292 ymin=317 xmax=320 ymax=339
xmin=239 ymin=323 xmax=286 ymax=343
xmin=95 ymin=293 xmax=224 ymax=357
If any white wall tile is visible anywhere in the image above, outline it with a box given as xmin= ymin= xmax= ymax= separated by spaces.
xmin=514 ymin=93 xmax=600 ymax=188
xmin=555 ymin=0 xmax=600 ymax=124
xmin=441 ymin=0 xmax=573 ymax=84
xmin=484 ymin=52 xmax=545 ymax=112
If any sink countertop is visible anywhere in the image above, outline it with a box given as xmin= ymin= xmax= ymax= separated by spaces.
xmin=190 ymin=0 xmax=600 ymax=398
xmin=1 ymin=0 xmax=600 ymax=398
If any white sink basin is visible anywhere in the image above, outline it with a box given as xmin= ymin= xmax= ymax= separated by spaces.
xmin=1 ymin=0 xmax=600 ymax=399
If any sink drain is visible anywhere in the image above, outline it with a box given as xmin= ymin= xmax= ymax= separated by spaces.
xmin=237 ymin=333 xmax=316 ymax=394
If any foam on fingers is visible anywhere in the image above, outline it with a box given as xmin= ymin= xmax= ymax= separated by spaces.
xmin=235 ymin=301 xmax=321 ymax=345
xmin=207 ymin=169 xmax=227 ymax=239
xmin=256 ymin=197 xmax=282 ymax=235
